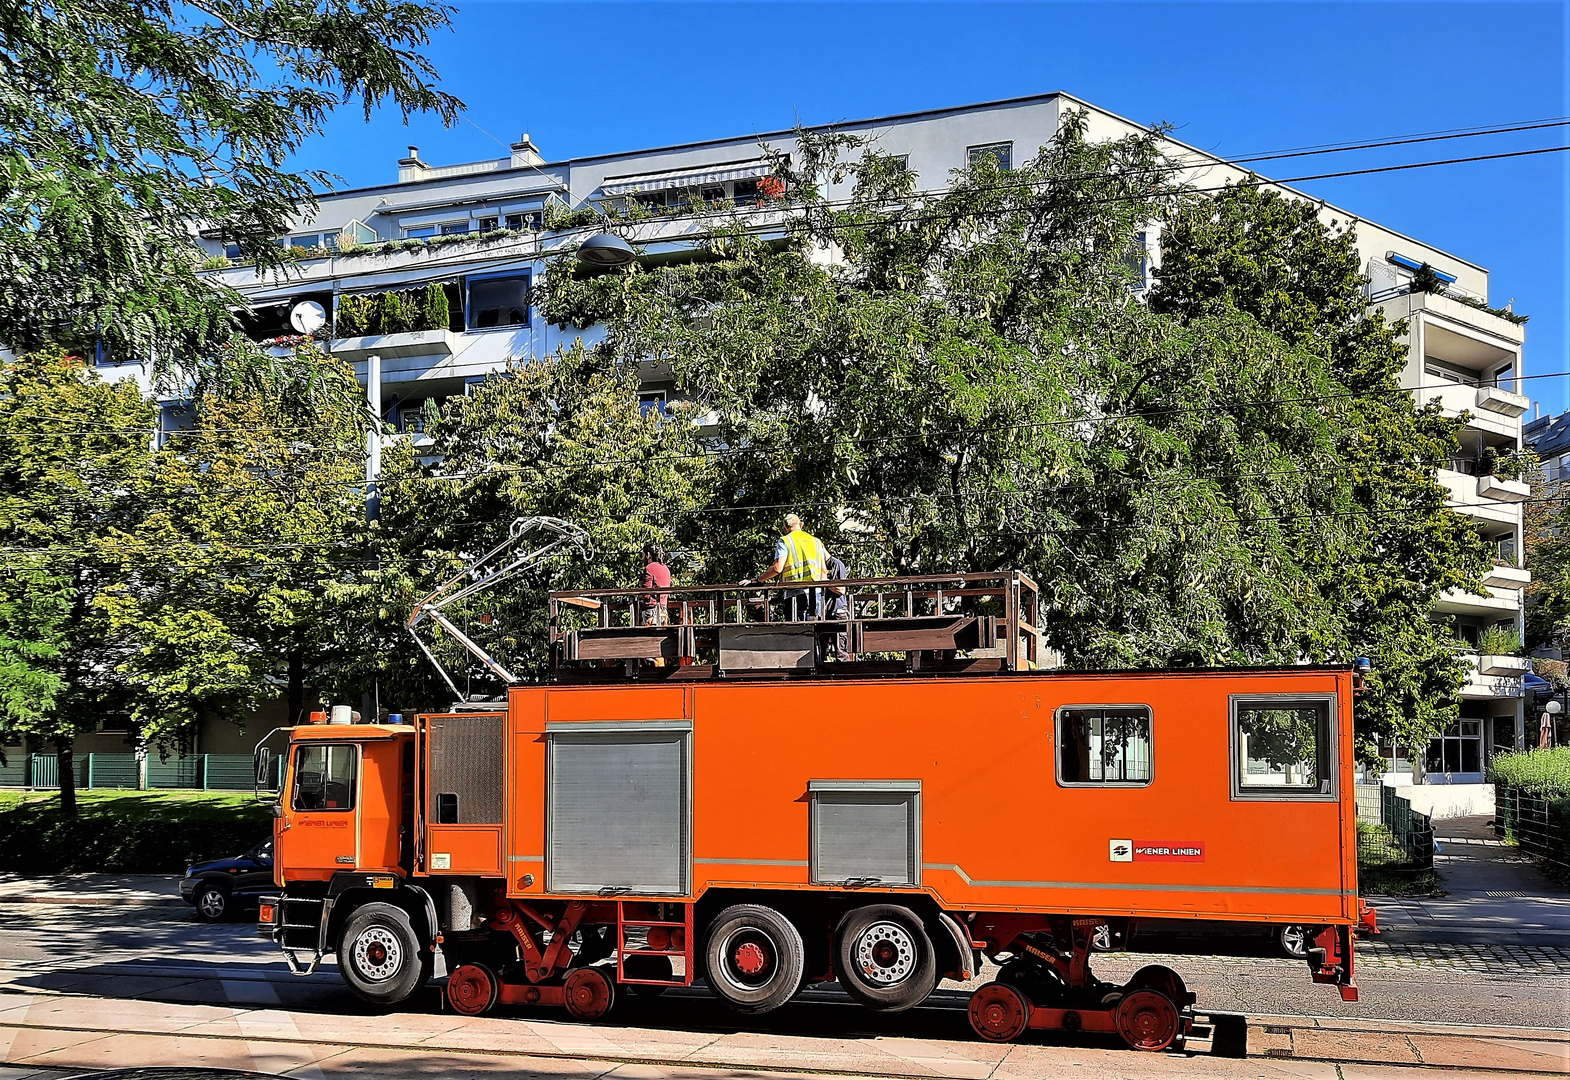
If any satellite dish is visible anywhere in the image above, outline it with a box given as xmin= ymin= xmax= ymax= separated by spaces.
xmin=290 ymin=300 xmax=327 ymax=335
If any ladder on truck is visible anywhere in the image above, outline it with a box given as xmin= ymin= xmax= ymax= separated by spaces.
xmin=548 ymin=571 xmax=1044 ymax=677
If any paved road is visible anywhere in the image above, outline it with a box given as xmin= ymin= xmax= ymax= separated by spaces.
xmin=0 ymin=901 xmax=1563 ymax=1078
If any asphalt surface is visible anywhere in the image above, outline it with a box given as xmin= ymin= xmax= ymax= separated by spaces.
xmin=0 ymin=903 xmax=1564 ymax=1033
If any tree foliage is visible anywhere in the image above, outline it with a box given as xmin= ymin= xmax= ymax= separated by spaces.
xmin=0 ymin=347 xmax=156 ymax=812
xmin=539 ymin=115 xmax=1487 ymax=761
xmin=0 ymin=0 xmax=461 ymax=367
xmin=97 ymin=343 xmax=369 ymax=739
xmin=357 ymin=345 xmax=714 ymax=708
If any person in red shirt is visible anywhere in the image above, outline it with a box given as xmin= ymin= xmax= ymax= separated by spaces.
xmin=641 ymin=543 xmax=672 ymax=626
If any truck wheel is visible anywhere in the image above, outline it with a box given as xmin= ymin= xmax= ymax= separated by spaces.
xmin=1278 ymin=924 xmax=1310 ymax=958
xmin=702 ymin=904 xmax=805 ymax=1015
xmin=337 ymin=902 xmax=429 ymax=1006
xmin=194 ymin=883 xmax=230 ymax=923
xmin=834 ymin=904 xmax=937 ymax=1012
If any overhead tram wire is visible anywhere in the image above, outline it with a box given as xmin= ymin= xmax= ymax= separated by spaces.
xmin=201 ymin=121 xmax=1570 ymax=307
xmin=1 ymin=487 xmax=1555 ymax=572
xmin=11 ymin=366 xmax=1566 ymax=469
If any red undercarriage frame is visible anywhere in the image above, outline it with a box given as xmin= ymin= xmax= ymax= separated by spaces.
xmin=446 ymin=897 xmax=692 ymax=1021
xmin=443 ymin=900 xmax=1360 ymax=1046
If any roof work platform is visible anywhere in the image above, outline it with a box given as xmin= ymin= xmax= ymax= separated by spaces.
xmin=548 ymin=571 xmax=1044 ymax=679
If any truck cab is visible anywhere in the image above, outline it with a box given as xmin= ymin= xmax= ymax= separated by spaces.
xmin=260 ymin=718 xmax=440 ymax=1001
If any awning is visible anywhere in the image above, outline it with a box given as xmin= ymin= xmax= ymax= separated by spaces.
xmin=601 ymin=160 xmax=772 ymax=197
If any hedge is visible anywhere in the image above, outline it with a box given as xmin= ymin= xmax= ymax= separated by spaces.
xmin=0 ymin=790 xmax=271 ymax=874
xmin=1487 ymin=747 xmax=1570 ymax=797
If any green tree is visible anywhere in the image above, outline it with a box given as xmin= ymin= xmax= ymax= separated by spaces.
xmin=362 ymin=345 xmax=714 ymax=708
xmin=541 ymin=117 xmax=1489 ymax=765
xmin=1149 ymin=183 xmax=1491 ymax=764
xmin=0 ymin=347 xmax=156 ymax=814
xmin=97 ymin=345 xmax=369 ymax=743
xmin=0 ymin=0 xmax=461 ymax=366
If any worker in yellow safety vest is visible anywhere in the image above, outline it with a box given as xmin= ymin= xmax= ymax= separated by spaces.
xmin=741 ymin=513 xmax=830 ymax=621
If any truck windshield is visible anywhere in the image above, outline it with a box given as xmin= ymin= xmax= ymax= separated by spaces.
xmin=292 ymin=744 xmax=357 ymax=811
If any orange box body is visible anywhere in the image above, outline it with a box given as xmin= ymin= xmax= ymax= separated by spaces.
xmin=405 ymin=667 xmax=1362 ymax=928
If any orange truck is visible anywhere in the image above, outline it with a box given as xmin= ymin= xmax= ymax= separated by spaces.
xmin=257 ymin=572 xmax=1368 ymax=1052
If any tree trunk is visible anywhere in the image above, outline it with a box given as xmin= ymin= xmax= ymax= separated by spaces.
xmin=54 ymin=737 xmax=77 ymax=817
xmin=287 ymin=649 xmax=305 ymax=726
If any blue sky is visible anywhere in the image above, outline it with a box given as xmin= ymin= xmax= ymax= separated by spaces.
xmin=297 ymin=1 xmax=1569 ymax=411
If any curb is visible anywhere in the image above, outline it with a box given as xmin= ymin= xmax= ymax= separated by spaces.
xmin=0 ymin=895 xmax=185 ymax=907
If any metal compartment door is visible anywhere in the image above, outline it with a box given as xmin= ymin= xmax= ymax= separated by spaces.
xmin=546 ymin=722 xmax=691 ymax=895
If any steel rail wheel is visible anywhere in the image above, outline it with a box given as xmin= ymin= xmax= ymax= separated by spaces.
xmin=563 ymin=966 xmax=616 ymax=1021
xmin=446 ymin=963 xmax=498 ymax=1016
xmin=702 ymin=904 xmax=805 ymax=1015
xmin=834 ymin=904 xmax=938 ymax=1012
xmin=968 ymin=982 xmax=1030 ymax=1043
xmin=1114 ymin=989 xmax=1180 ymax=1051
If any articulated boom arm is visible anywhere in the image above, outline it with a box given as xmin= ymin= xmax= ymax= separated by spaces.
xmin=407 ymin=516 xmax=591 ymax=699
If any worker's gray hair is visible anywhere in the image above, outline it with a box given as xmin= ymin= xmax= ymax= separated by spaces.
xmin=783 ymin=513 xmax=802 ymax=531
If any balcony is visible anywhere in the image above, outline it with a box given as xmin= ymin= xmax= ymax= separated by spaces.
xmin=1478 ymin=474 xmax=1530 ymax=503
xmin=1460 ymin=652 xmax=1525 ymax=699
xmin=1435 ymin=587 xmax=1520 ymax=618
xmin=1481 ymin=563 xmax=1530 ymax=590
xmin=329 ymin=328 xmax=459 ymax=362
xmin=1476 ymin=385 xmax=1530 ymax=417
xmin=1438 ymin=469 xmax=1525 ymax=526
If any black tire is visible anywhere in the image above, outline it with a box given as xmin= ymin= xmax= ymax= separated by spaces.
xmin=834 ymin=904 xmax=938 ymax=1012
xmin=337 ymin=902 xmax=430 ymax=1006
xmin=702 ymin=903 xmax=805 ymax=1015
xmin=194 ymin=883 xmax=230 ymax=923
xmin=1278 ymin=924 xmax=1311 ymax=958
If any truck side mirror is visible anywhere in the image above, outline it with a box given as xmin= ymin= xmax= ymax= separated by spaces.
xmin=255 ymin=747 xmax=272 ymax=786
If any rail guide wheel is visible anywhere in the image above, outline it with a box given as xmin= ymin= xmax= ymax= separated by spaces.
xmin=446 ymin=963 xmax=499 ymax=1016
xmin=1114 ymin=989 xmax=1181 ymax=1052
xmin=968 ymin=982 xmax=1030 ymax=1043
xmin=563 ymin=965 xmax=617 ymax=1021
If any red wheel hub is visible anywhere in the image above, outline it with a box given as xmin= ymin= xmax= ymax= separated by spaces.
xmin=366 ymin=942 xmax=388 ymax=965
xmin=968 ymin=982 xmax=1030 ymax=1043
xmin=733 ymin=940 xmax=769 ymax=976
xmin=446 ymin=963 xmax=497 ymax=1016
xmin=563 ymin=966 xmax=615 ymax=1021
xmin=1115 ymin=989 xmax=1180 ymax=1052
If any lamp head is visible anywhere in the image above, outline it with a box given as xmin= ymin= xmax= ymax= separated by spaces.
xmin=1547 ymin=699 xmax=1563 ymax=715
xmin=576 ymin=233 xmax=636 ymax=268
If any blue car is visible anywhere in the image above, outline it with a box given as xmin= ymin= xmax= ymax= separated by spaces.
xmin=179 ymin=837 xmax=274 ymax=922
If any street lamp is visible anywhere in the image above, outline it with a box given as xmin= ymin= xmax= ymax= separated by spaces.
xmin=576 ymin=232 xmax=636 ymax=268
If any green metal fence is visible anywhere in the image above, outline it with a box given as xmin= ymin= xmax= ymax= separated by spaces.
xmin=1380 ymin=786 xmax=1435 ymax=868
xmin=2 ymin=752 xmax=275 ymax=791
xmin=1495 ymin=785 xmax=1570 ymax=881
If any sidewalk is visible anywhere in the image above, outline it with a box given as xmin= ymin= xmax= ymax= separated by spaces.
xmin=0 ymin=875 xmax=183 ymax=907
xmin=0 ymin=983 xmax=1563 ymax=1078
xmin=1368 ymin=815 xmax=1570 ymax=947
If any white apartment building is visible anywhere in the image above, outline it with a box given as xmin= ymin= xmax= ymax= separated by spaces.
xmin=98 ymin=94 xmax=1532 ymax=781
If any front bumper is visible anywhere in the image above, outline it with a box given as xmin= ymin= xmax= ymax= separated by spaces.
xmin=178 ymin=876 xmax=197 ymax=903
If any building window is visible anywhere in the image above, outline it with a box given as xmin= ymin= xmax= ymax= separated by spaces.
xmin=1127 ymin=232 xmax=1149 ymax=290
xmin=639 ymin=390 xmax=670 ymax=418
xmin=292 ymin=744 xmax=357 ymax=811
xmin=404 ymin=224 xmax=438 ymax=239
xmin=1057 ymin=706 xmax=1152 ymax=785
xmin=440 ymin=222 xmax=471 ymax=235
xmin=1426 ymin=721 xmax=1482 ymax=776
xmin=478 ymin=216 xmax=498 ymax=232
xmin=289 ymin=234 xmax=319 ymax=249
xmin=967 ymin=142 xmax=1013 ymax=171
xmin=223 ymin=243 xmax=242 ymax=260
xmin=1231 ymin=697 xmax=1335 ymax=799
xmin=466 ymin=273 xmax=530 ymax=330
xmin=732 ymin=179 xmax=760 ymax=203
xmin=505 ymin=211 xmax=543 ymax=231
xmin=699 ymin=185 xmax=726 ymax=203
